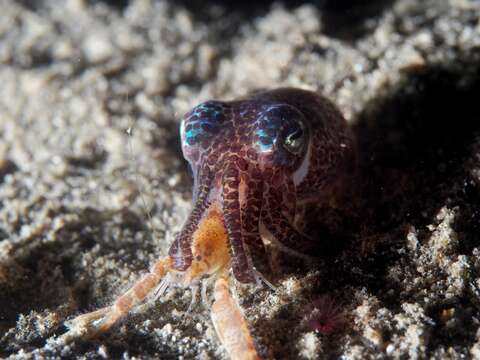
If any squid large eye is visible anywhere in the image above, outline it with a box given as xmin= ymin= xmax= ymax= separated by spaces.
xmin=283 ymin=122 xmax=305 ymax=154
xmin=255 ymin=104 xmax=306 ymax=155
xmin=182 ymin=101 xmax=227 ymax=147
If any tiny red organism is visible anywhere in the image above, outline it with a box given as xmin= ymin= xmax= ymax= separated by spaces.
xmin=305 ymin=296 xmax=346 ymax=336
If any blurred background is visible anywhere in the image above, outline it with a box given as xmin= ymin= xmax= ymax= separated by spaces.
xmin=1 ymin=0 xmax=479 ymax=358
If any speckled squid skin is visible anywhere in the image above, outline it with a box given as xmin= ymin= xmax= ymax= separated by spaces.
xmin=169 ymin=88 xmax=355 ymax=283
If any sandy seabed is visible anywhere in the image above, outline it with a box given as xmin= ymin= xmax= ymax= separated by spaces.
xmin=1 ymin=0 xmax=480 ymax=359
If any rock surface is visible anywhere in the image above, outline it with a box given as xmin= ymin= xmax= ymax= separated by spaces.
xmin=1 ymin=0 xmax=480 ymax=358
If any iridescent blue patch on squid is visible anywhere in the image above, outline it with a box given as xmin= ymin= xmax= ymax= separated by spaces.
xmin=255 ymin=106 xmax=284 ymax=152
xmin=183 ymin=101 xmax=228 ymax=146
xmin=184 ymin=125 xmax=203 ymax=146
xmin=255 ymin=128 xmax=275 ymax=151
xmin=193 ymin=101 xmax=226 ymax=125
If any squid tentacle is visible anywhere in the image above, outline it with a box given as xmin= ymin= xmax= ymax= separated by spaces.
xmin=169 ymin=165 xmax=214 ymax=270
xmin=261 ymin=176 xmax=317 ymax=255
xmin=222 ymin=163 xmax=255 ymax=283
xmin=241 ymin=176 xmax=271 ymax=278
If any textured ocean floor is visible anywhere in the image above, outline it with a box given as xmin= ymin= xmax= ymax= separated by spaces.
xmin=1 ymin=0 xmax=480 ymax=358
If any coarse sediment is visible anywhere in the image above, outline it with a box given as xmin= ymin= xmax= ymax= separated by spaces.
xmin=1 ymin=0 xmax=480 ymax=358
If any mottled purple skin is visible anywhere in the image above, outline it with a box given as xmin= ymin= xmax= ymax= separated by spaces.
xmin=169 ymin=88 xmax=355 ymax=283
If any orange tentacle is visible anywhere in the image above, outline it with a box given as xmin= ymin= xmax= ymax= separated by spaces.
xmin=211 ymin=277 xmax=260 ymax=360
xmin=69 ymin=257 xmax=172 ymax=337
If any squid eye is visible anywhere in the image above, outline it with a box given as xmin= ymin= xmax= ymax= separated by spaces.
xmin=283 ymin=122 xmax=305 ymax=154
xmin=181 ymin=101 xmax=227 ymax=147
xmin=256 ymin=104 xmax=306 ymax=155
